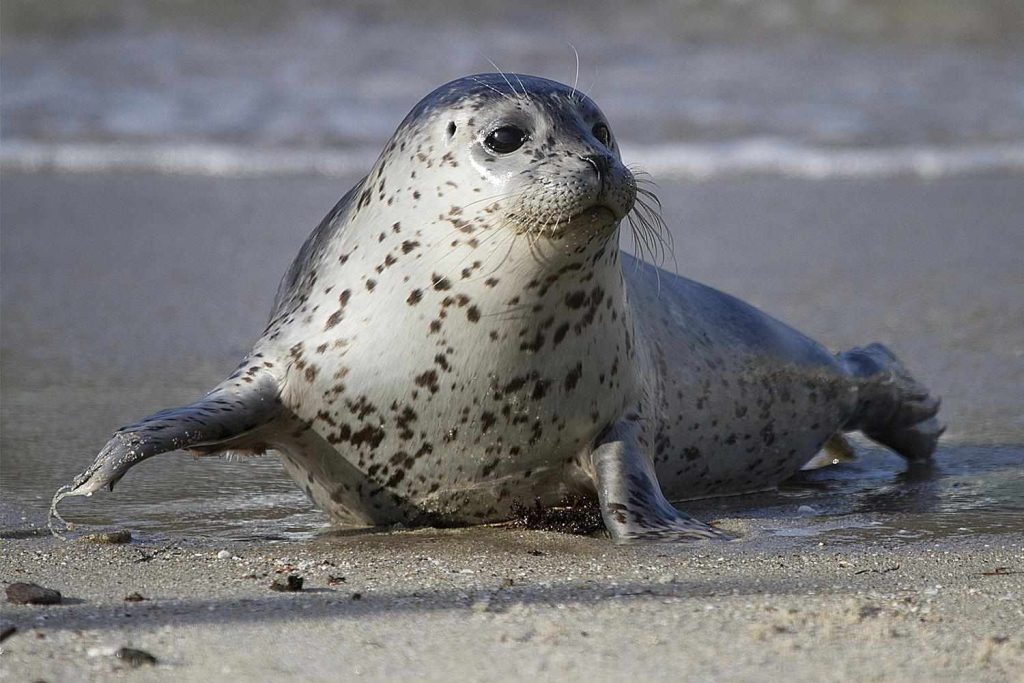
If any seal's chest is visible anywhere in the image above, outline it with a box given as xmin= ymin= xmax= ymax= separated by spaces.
xmin=309 ymin=323 xmax=627 ymax=471
xmin=283 ymin=271 xmax=634 ymax=486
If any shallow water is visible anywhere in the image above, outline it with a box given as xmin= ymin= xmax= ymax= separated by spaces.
xmin=3 ymin=440 xmax=1021 ymax=546
xmin=689 ymin=445 xmax=1024 ymax=543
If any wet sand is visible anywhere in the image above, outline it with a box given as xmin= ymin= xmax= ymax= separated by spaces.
xmin=1 ymin=170 xmax=1023 ymax=680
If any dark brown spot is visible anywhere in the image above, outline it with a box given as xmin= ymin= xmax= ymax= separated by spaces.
xmin=564 ymin=362 xmax=583 ymax=391
xmin=324 ymin=310 xmax=343 ymax=330
xmin=414 ymin=370 xmax=440 ymax=394
xmin=552 ymin=323 xmax=570 ymax=346
xmin=565 ymin=291 xmax=587 ymax=309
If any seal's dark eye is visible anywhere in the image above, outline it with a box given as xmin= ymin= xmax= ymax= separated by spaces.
xmin=593 ymin=122 xmax=612 ymax=147
xmin=484 ymin=126 xmax=527 ymax=154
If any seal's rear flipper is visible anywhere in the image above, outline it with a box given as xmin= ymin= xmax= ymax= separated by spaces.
xmin=49 ymin=364 xmax=282 ymax=534
xmin=839 ymin=343 xmax=944 ymax=461
xmin=589 ymin=421 xmax=731 ymax=543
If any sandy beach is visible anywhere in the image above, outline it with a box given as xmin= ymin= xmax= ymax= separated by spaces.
xmin=2 ymin=527 xmax=1022 ymax=682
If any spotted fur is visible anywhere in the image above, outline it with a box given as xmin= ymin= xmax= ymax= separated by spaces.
xmin=52 ymin=74 xmax=942 ymax=542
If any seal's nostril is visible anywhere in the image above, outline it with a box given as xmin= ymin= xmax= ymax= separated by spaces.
xmin=579 ymin=154 xmax=610 ymax=182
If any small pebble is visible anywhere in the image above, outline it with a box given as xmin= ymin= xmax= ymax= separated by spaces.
xmin=6 ymin=583 xmax=62 ymax=605
xmin=269 ymin=575 xmax=304 ymax=592
xmin=351 ymin=592 xmax=362 ymax=600
xmin=124 ymin=592 xmax=147 ymax=602
xmin=796 ymin=505 xmax=819 ymax=516
xmin=115 ymin=647 xmax=158 ymax=667
xmin=217 ymin=550 xmax=231 ymax=560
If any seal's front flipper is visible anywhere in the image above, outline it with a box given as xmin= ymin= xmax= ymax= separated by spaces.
xmin=589 ymin=421 xmax=730 ymax=544
xmin=839 ymin=343 xmax=944 ymax=462
xmin=49 ymin=363 xmax=282 ymax=534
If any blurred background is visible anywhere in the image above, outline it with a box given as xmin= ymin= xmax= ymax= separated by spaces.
xmin=3 ymin=0 xmax=1023 ymax=175
xmin=2 ymin=1 xmax=1022 ymax=540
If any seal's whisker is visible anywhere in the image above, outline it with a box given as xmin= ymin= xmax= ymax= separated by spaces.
xmin=634 ymin=190 xmax=677 ymax=275
xmin=478 ymin=231 xmax=519 ymax=282
xmin=483 ymin=58 xmax=521 ymax=99
xmin=428 ymin=221 xmax=515 ymax=287
xmin=624 ymin=201 xmax=664 ymax=296
xmin=632 ymin=200 xmax=663 ymax=262
xmin=469 ymin=76 xmax=515 ymax=104
xmin=630 ymin=207 xmax=655 ymax=259
xmin=461 ymin=188 xmax=524 ymax=211
xmin=627 ymin=214 xmax=646 ymax=273
xmin=636 ymin=185 xmax=663 ymax=211
xmin=625 ymin=172 xmax=676 ymax=277
xmin=512 ymin=72 xmax=529 ymax=102
xmin=461 ymin=229 xmax=518 ymax=284
xmin=429 ymin=188 xmax=533 ymax=249
xmin=568 ymin=42 xmax=581 ymax=102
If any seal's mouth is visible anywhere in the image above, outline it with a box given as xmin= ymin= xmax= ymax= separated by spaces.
xmin=569 ymin=204 xmax=619 ymax=223
xmin=517 ymin=202 xmax=623 ymax=228
xmin=507 ymin=205 xmax=620 ymax=238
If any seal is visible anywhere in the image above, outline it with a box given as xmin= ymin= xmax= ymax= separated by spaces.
xmin=51 ymin=73 xmax=943 ymax=542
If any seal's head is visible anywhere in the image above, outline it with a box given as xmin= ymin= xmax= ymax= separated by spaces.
xmin=386 ymin=73 xmax=637 ymax=246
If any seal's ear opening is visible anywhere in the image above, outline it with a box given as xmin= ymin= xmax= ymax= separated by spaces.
xmin=446 ymin=121 xmax=456 ymax=139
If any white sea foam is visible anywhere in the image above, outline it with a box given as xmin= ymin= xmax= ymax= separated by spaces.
xmin=3 ymin=139 xmax=1023 ymax=180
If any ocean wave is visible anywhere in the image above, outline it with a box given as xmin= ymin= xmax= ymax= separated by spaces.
xmin=3 ymin=139 xmax=1023 ymax=180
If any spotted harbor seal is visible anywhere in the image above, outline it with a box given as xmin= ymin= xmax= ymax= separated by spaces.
xmin=50 ymin=74 xmax=943 ymax=542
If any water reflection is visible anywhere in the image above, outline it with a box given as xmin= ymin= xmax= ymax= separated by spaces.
xmin=2 ymin=444 xmax=1020 ymax=544
xmin=685 ymin=445 xmax=1023 ymax=543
